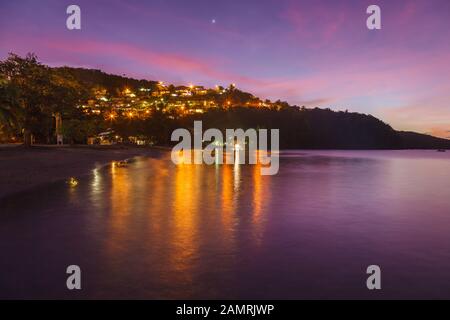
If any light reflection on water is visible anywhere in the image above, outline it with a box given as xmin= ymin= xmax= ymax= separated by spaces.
xmin=1 ymin=150 xmax=450 ymax=299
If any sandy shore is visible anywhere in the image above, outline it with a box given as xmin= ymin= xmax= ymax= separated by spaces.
xmin=0 ymin=144 xmax=168 ymax=199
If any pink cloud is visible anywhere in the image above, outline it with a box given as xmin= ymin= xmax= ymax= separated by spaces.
xmin=377 ymin=93 xmax=450 ymax=138
xmin=2 ymin=32 xmax=265 ymax=86
xmin=281 ymin=1 xmax=350 ymax=49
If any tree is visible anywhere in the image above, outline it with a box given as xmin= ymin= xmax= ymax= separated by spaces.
xmin=0 ymin=74 xmax=20 ymax=137
xmin=61 ymin=118 xmax=99 ymax=144
xmin=0 ymin=53 xmax=46 ymax=144
xmin=0 ymin=53 xmax=87 ymax=145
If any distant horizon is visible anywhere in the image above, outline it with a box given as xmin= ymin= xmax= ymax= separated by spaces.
xmin=1 ymin=0 xmax=449 ymax=138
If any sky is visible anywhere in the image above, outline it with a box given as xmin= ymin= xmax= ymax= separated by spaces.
xmin=1 ymin=0 xmax=449 ymax=138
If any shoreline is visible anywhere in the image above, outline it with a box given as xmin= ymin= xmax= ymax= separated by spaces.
xmin=0 ymin=145 xmax=169 ymax=200
xmin=1 ymin=144 xmax=447 ymax=200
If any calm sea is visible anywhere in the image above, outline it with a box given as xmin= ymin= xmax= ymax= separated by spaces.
xmin=1 ymin=150 xmax=450 ymax=299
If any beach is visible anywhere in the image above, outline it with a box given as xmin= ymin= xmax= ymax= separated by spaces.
xmin=0 ymin=144 xmax=166 ymax=199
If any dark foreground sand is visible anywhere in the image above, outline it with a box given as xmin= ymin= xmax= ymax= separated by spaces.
xmin=0 ymin=144 xmax=167 ymax=199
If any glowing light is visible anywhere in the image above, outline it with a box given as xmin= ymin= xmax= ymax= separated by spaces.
xmin=68 ymin=177 xmax=79 ymax=187
xmin=116 ymin=160 xmax=128 ymax=168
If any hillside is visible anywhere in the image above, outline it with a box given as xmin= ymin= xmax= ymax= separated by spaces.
xmin=398 ymin=131 xmax=450 ymax=149
xmin=54 ymin=67 xmax=450 ymax=150
xmin=57 ymin=67 xmax=159 ymax=93
xmin=179 ymin=107 xmax=397 ymax=149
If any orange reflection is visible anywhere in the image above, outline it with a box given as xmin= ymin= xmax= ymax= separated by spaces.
xmin=221 ymin=164 xmax=236 ymax=248
xmin=106 ymin=161 xmax=133 ymax=257
xmin=168 ymin=163 xmax=200 ymax=279
xmin=110 ymin=162 xmax=132 ymax=219
xmin=99 ymin=155 xmax=270 ymax=296
xmin=252 ymin=162 xmax=269 ymax=245
xmin=145 ymin=158 xmax=170 ymax=241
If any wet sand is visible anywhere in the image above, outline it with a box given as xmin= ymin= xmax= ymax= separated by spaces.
xmin=0 ymin=145 xmax=167 ymax=199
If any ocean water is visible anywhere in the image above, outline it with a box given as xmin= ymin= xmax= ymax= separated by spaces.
xmin=1 ymin=150 xmax=450 ymax=299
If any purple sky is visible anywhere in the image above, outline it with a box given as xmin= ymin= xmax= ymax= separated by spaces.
xmin=1 ymin=0 xmax=449 ymax=137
